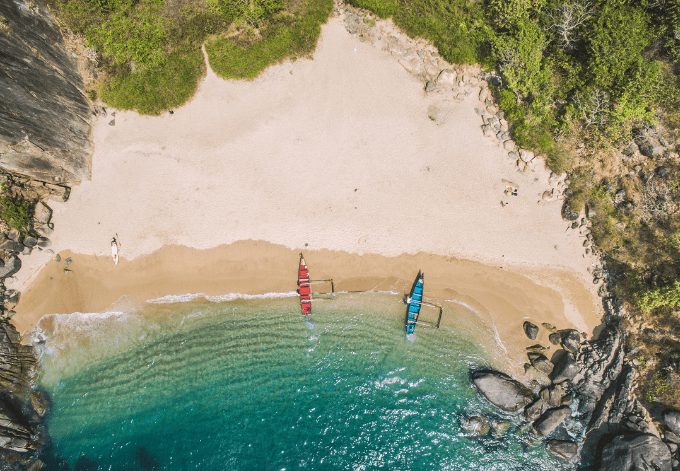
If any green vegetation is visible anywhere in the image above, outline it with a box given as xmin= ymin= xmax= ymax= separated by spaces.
xmin=0 ymin=195 xmax=33 ymax=235
xmin=639 ymin=281 xmax=680 ymax=312
xmin=206 ymin=0 xmax=333 ymax=79
xmin=50 ymin=0 xmax=333 ymax=113
xmin=349 ymin=0 xmax=679 ymax=408
xmin=347 ymin=0 xmax=486 ymax=64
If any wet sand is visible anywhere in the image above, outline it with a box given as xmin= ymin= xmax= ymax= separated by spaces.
xmin=15 ymin=241 xmax=600 ymax=374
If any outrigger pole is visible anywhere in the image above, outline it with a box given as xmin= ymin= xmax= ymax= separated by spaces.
xmin=416 ymin=301 xmax=444 ymax=329
xmin=310 ymin=278 xmax=335 ymax=294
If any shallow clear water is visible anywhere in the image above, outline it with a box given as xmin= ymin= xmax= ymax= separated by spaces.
xmin=39 ymin=293 xmax=567 ymax=470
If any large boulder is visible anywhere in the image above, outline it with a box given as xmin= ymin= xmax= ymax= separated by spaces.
xmin=556 ymin=329 xmax=581 ymax=353
xmin=599 ymin=433 xmax=672 ymax=471
xmin=533 ymin=405 xmax=571 ymax=436
xmin=471 ymin=369 xmax=533 ymax=413
xmin=663 ymin=410 xmax=680 ymax=436
xmin=0 ymin=255 xmax=21 ymax=278
xmin=546 ymin=439 xmax=578 ymax=461
xmin=528 ymin=352 xmax=554 ymax=375
xmin=551 ymin=351 xmax=579 ymax=383
xmin=523 ymin=321 xmax=539 ymax=340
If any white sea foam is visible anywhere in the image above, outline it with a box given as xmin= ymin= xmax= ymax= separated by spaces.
xmin=445 ymin=299 xmax=509 ymax=356
xmin=147 ymin=291 xmax=298 ymax=304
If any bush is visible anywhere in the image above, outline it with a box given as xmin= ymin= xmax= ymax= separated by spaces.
xmin=100 ymin=49 xmax=205 ymax=115
xmin=639 ymin=281 xmax=680 ymax=312
xmin=206 ymin=0 xmax=332 ymax=80
xmin=0 ymin=195 xmax=33 ymax=234
xmin=52 ymin=0 xmax=332 ymax=113
xmin=346 ymin=0 xmax=399 ymax=18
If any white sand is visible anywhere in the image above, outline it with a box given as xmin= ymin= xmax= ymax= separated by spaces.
xmin=13 ymin=17 xmax=595 ymax=296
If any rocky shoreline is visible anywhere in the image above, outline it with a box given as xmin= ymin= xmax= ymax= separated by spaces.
xmin=335 ymin=2 xmax=680 ymax=469
xmin=1 ymin=0 xmax=89 ymax=468
xmin=0 ymin=0 xmax=676 ymax=469
xmin=470 ymin=295 xmax=679 ymax=470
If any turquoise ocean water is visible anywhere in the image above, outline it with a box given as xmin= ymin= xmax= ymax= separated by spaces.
xmin=37 ymin=293 xmax=568 ymax=470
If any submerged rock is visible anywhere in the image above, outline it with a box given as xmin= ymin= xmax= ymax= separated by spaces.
xmin=461 ymin=415 xmax=490 ymax=436
xmin=598 ymin=433 xmax=672 ymax=471
xmin=523 ymin=321 xmax=539 ymax=340
xmin=471 ymin=369 xmax=533 ymax=413
xmin=546 ymin=439 xmax=578 ymax=461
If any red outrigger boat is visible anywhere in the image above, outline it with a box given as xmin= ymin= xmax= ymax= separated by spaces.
xmin=297 ymin=253 xmax=312 ymax=315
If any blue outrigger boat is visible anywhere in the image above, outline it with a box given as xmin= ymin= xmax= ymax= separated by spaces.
xmin=405 ymin=271 xmax=425 ymax=334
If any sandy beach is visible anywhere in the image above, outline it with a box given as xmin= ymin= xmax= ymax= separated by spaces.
xmin=11 ymin=15 xmax=602 ymax=372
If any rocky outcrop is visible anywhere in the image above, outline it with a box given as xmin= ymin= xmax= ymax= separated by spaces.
xmin=0 ymin=318 xmax=45 ymax=469
xmin=598 ymin=433 xmax=672 ymax=471
xmin=0 ymin=0 xmax=91 ymax=183
xmin=533 ymin=406 xmax=571 ymax=436
xmin=470 ymin=369 xmax=533 ymax=413
xmin=546 ymin=439 xmax=578 ymax=461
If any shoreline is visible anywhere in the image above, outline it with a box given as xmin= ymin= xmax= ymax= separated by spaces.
xmin=15 ymin=241 xmax=601 ymax=375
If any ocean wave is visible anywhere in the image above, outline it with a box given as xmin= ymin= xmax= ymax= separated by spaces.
xmin=147 ymin=291 xmax=299 ymax=304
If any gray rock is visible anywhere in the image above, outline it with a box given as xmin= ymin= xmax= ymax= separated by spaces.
xmin=23 ymin=236 xmax=37 ymax=248
xmin=0 ymin=239 xmax=24 ymax=253
xmin=557 ymin=329 xmax=581 ymax=353
xmin=541 ymin=322 xmax=557 ymax=332
xmin=524 ymin=398 xmax=546 ymax=421
xmin=562 ymin=202 xmax=580 ymax=221
xmin=33 ymin=201 xmax=52 ymax=226
xmin=528 ymin=352 xmax=554 ymax=375
xmin=549 ymin=332 xmax=561 ymax=345
xmin=0 ymin=0 xmax=91 ymax=183
xmin=599 ymin=433 xmax=672 ymax=471
xmin=664 ymin=410 xmax=680 ymax=436
xmin=491 ymin=419 xmax=511 ymax=437
xmin=533 ymin=406 xmax=571 ymax=436
xmin=527 ymin=344 xmax=548 ymax=352
xmin=471 ymin=369 xmax=533 ymax=413
xmin=551 ymin=351 xmax=578 ymax=383
xmin=461 ymin=415 xmax=490 ymax=436
xmin=546 ymin=439 xmax=578 ymax=460
xmin=655 ymin=166 xmax=669 ymax=178
xmin=622 ymin=142 xmax=637 ymax=156
xmin=0 ymin=255 xmax=20 ymax=278
xmin=523 ymin=321 xmax=539 ymax=340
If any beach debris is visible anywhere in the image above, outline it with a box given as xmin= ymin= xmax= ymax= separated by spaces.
xmin=523 ymin=321 xmax=539 ymax=340
xmin=108 ymin=119 xmax=115 ymax=126
xmin=471 ymin=369 xmax=533 ymax=413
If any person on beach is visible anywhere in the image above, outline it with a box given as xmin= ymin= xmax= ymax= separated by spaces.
xmin=111 ymin=237 xmax=119 ymax=265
